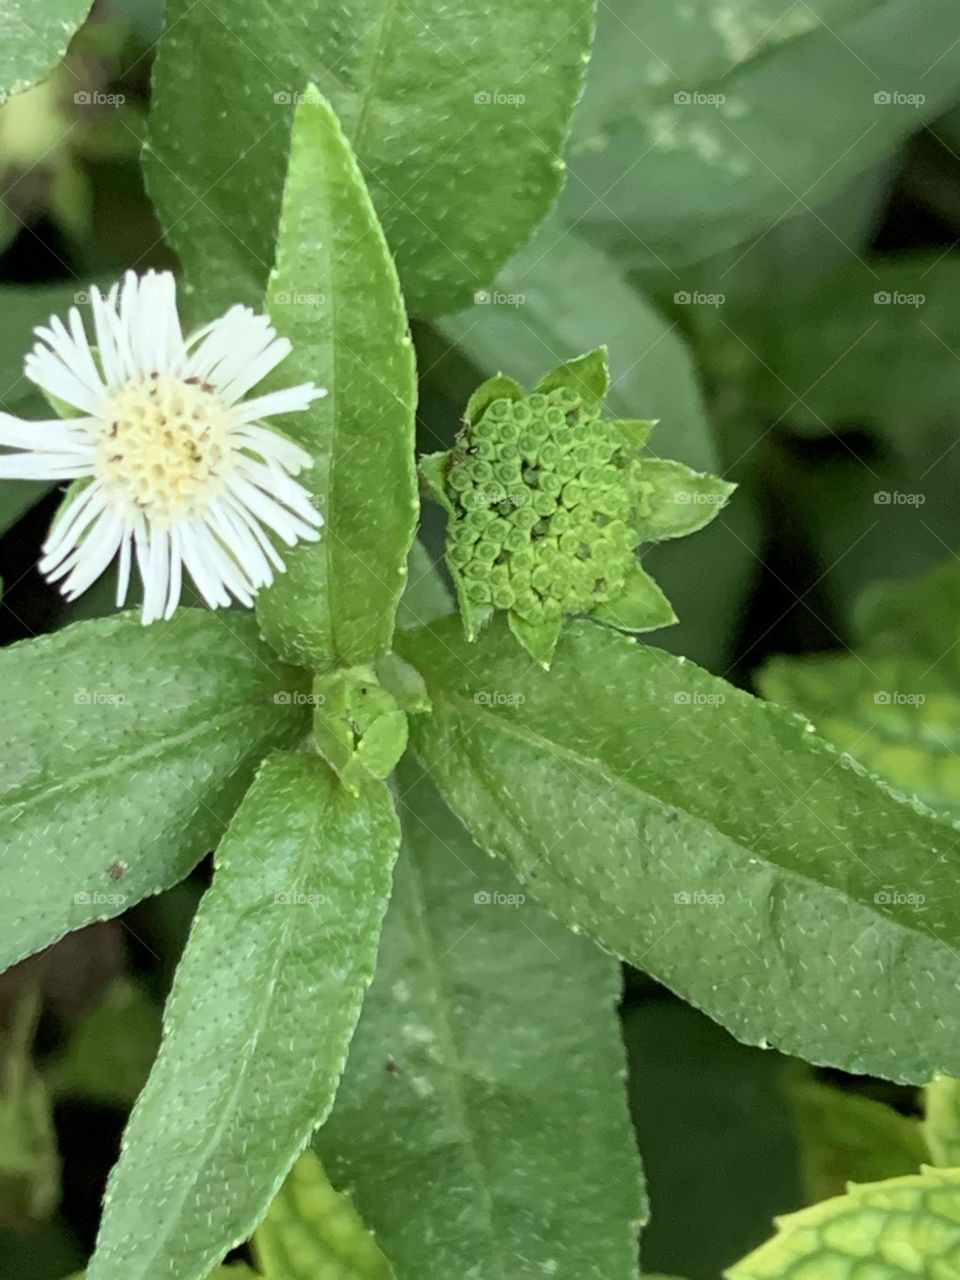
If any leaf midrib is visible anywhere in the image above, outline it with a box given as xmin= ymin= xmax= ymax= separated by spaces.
xmin=402 ymin=846 xmax=511 ymax=1279
xmin=3 ymin=701 xmax=287 ymax=814
xmin=110 ymin=765 xmax=327 ymax=1280
xmin=427 ymin=684 xmax=953 ymax=954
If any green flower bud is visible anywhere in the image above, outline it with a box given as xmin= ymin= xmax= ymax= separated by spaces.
xmin=435 ymin=372 xmax=653 ymax=646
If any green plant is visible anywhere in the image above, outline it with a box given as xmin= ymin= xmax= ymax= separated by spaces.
xmin=4 ymin=2 xmax=960 ymax=1278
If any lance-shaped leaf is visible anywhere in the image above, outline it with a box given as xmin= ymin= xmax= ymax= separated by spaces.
xmin=0 ymin=2 xmax=93 ymax=105
xmin=88 ymin=752 xmax=400 ymax=1280
xmin=726 ymin=1166 xmax=960 ymax=1279
xmin=255 ymin=90 xmax=417 ymax=669
xmin=0 ymin=610 xmax=309 ymax=976
xmin=145 ymin=0 xmax=596 ymax=316
xmin=317 ymin=760 xmax=644 ymax=1279
xmin=397 ymin=617 xmax=960 ymax=1084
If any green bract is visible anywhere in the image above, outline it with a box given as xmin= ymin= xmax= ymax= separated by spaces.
xmin=421 ymin=348 xmax=733 ymax=666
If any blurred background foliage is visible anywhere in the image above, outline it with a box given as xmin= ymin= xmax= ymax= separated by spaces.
xmin=2 ymin=0 xmax=960 ymax=1276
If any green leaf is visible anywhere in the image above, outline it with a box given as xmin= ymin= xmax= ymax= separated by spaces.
xmin=566 ymin=0 xmax=960 ymax=270
xmin=724 ymin=257 xmax=960 ymax=445
xmin=397 ymin=617 xmax=960 ymax=1083
xmin=464 ymin=375 xmax=524 ymax=428
xmin=0 ymin=610 xmax=309 ymax=976
xmin=759 ymin=650 xmax=960 ymax=819
xmin=593 ymin=565 xmax=677 ymax=634
xmin=536 ymin=346 xmax=610 ymax=406
xmin=924 ymin=1076 xmax=960 ymax=1168
xmin=438 ymin=218 xmax=718 ymax=472
xmin=88 ymin=752 xmax=400 ymax=1280
xmin=635 ymin=461 xmax=736 ymax=543
xmin=45 ymin=978 xmax=160 ymax=1107
xmin=317 ymin=760 xmax=645 ymax=1280
xmin=0 ymin=2 xmax=92 ymax=105
xmin=789 ymin=1074 xmax=927 ymax=1204
xmin=725 ymin=1166 xmax=960 ymax=1279
xmin=507 ymin=612 xmax=562 ymax=669
xmin=252 ymin=1150 xmax=391 ymax=1280
xmin=146 ymin=0 xmax=596 ymax=316
xmin=254 ymin=90 xmax=417 ymax=670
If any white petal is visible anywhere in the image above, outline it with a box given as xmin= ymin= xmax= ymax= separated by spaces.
xmin=42 ymin=482 xmax=108 ymax=570
xmin=217 ymin=337 xmax=292 ymax=404
xmin=178 ymin=521 xmax=230 ymax=610
xmin=222 ymin=493 xmax=285 ymax=572
xmin=185 ymin=307 xmax=271 ymax=385
xmin=164 ymin=526 xmax=183 ymax=619
xmin=24 ymin=347 xmax=103 ymax=416
xmin=141 ymin=525 xmax=170 ymax=625
xmin=206 ymin=498 xmax=275 ymax=588
xmin=58 ymin=510 xmax=126 ymax=599
xmin=230 ymin=424 xmax=314 ymax=473
xmin=0 ymin=455 xmax=93 ymax=479
xmin=231 ymin=383 xmax=326 ymax=427
xmin=91 ymin=282 xmax=129 ymax=386
xmin=234 ymin=455 xmax=323 ymax=527
xmin=226 ymin=471 xmax=321 ymax=546
xmin=32 ymin=310 xmax=104 ymax=402
xmin=116 ymin=532 xmax=132 ymax=608
xmin=0 ymin=414 xmax=97 ymax=451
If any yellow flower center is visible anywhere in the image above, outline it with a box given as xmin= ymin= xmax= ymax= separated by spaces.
xmin=96 ymin=374 xmax=232 ymax=522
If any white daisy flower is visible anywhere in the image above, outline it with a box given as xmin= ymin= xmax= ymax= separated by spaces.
xmin=0 ymin=269 xmax=325 ymax=624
